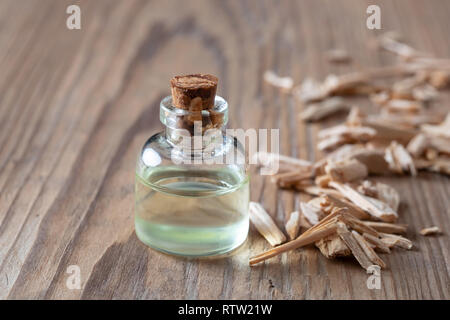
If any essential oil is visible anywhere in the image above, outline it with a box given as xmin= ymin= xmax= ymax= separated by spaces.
xmin=135 ymin=74 xmax=249 ymax=256
xmin=135 ymin=167 xmax=249 ymax=256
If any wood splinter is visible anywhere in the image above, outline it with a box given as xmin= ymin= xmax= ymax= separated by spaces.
xmin=315 ymin=234 xmax=351 ymax=258
xmin=323 ymin=194 xmax=370 ymax=220
xmin=249 ymin=208 xmax=347 ymax=266
xmin=300 ymin=201 xmax=324 ymax=226
xmin=252 ymin=152 xmax=312 ymax=173
xmin=329 ymin=181 xmax=398 ymax=222
xmin=362 ymin=221 xmax=407 ymax=234
xmin=420 ymin=226 xmax=442 ymax=236
xmin=285 ymin=211 xmax=301 ymax=240
xmin=380 ymin=233 xmax=413 ymax=250
xmin=336 ymin=222 xmax=374 ymax=270
xmin=300 ymin=97 xmax=349 ymax=122
xmin=351 ymin=231 xmax=386 ymax=269
xmin=362 ymin=233 xmax=391 ymax=254
xmin=385 ymin=141 xmax=417 ymax=176
xmin=249 ymin=202 xmax=286 ymax=246
xmin=264 ymin=71 xmax=293 ymax=91
xmin=325 ymin=158 xmax=368 ymax=183
xmin=271 ymin=170 xmax=312 ymax=188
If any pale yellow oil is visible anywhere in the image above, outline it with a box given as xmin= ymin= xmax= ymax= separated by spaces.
xmin=135 ymin=166 xmax=249 ymax=256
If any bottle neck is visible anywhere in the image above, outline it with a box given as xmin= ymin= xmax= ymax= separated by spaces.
xmin=165 ymin=125 xmax=225 ymax=150
xmin=160 ymin=95 xmax=229 ymax=151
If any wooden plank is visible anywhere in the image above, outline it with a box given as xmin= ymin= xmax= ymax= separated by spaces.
xmin=0 ymin=0 xmax=448 ymax=299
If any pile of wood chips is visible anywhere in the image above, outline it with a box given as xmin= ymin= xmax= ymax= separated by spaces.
xmin=252 ymin=32 xmax=447 ymax=270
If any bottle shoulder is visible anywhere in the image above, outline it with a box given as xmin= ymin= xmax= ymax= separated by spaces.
xmin=137 ymin=131 xmax=246 ymax=171
xmin=143 ymin=132 xmax=173 ymax=160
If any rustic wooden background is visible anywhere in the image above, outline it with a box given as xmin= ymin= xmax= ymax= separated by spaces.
xmin=0 ymin=0 xmax=449 ymax=300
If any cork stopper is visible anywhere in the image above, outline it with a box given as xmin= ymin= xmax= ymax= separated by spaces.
xmin=170 ymin=74 xmax=218 ymax=111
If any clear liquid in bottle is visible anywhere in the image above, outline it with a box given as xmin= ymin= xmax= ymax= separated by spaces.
xmin=135 ymin=166 xmax=249 ymax=256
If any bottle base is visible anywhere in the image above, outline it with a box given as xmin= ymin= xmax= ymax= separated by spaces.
xmin=135 ymin=220 xmax=249 ymax=257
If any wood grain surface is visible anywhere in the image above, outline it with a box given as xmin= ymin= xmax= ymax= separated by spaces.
xmin=0 ymin=0 xmax=449 ymax=299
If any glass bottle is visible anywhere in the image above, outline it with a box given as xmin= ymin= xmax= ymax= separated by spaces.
xmin=135 ymin=78 xmax=249 ymax=257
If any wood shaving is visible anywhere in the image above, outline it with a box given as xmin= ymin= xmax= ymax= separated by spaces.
xmin=376 ymin=182 xmax=401 ymax=212
xmin=337 ymin=212 xmax=380 ymax=237
xmin=362 ymin=221 xmax=407 ymax=234
xmin=315 ymin=234 xmax=351 ymax=258
xmin=384 ymin=99 xmax=423 ymax=113
xmin=392 ymin=72 xmax=428 ymax=95
xmin=272 ymin=170 xmax=313 ymax=188
xmin=420 ymin=226 xmax=442 ymax=236
xmin=357 ymin=180 xmax=378 ymax=198
xmin=323 ymin=73 xmax=370 ymax=96
xmin=325 ymin=158 xmax=368 ymax=183
xmin=338 ymin=148 xmax=389 ymax=175
xmin=370 ymin=91 xmax=391 ymax=106
xmin=252 ymin=30 xmax=446 ymax=272
xmin=421 ymin=113 xmax=450 ymax=139
xmin=249 ymin=214 xmax=340 ymax=266
xmin=379 ymin=233 xmax=413 ymax=250
xmin=263 ymin=70 xmax=293 ymax=91
xmin=337 ymin=222 xmax=373 ymax=270
xmin=425 ymin=148 xmax=438 ymax=161
xmin=362 ymin=233 xmax=391 ymax=254
xmin=346 ymin=106 xmax=365 ymax=127
xmin=367 ymin=113 xmax=442 ymax=128
xmin=300 ymin=201 xmax=324 ymax=226
xmin=318 ymin=125 xmax=377 ymax=151
xmin=319 ymin=125 xmax=377 ymax=141
xmin=358 ymin=181 xmax=401 ymax=212
xmin=352 ymin=231 xmax=386 ymax=269
xmin=249 ymin=202 xmax=286 ymax=246
xmin=315 ymin=174 xmax=332 ymax=188
xmin=412 ymin=84 xmax=439 ymax=102
xmin=323 ymin=194 xmax=370 ymax=220
xmin=329 ymin=181 xmax=398 ymax=222
xmin=428 ymin=70 xmax=450 ymax=89
xmin=385 ymin=141 xmax=417 ymax=176
xmin=318 ymin=135 xmax=352 ymax=152
xmin=362 ymin=119 xmax=417 ymax=144
xmin=414 ymin=157 xmax=450 ymax=175
xmin=297 ymin=185 xmax=344 ymax=198
xmin=292 ymin=179 xmax=315 ymax=191
xmin=293 ymin=78 xmax=327 ymax=103
xmin=326 ymin=49 xmax=351 ymax=63
xmin=314 ymin=144 xmax=364 ymax=175
xmin=298 ymin=210 xmax=313 ymax=230
xmin=252 ymin=152 xmax=313 ymax=173
xmin=300 ymin=97 xmax=349 ymax=122
xmin=429 ymin=136 xmax=450 ymax=155
xmin=378 ymin=32 xmax=425 ymax=59
xmin=407 ymin=133 xmax=429 ymax=157
xmin=308 ymin=196 xmax=331 ymax=213
xmin=285 ymin=211 xmax=301 ymax=240
xmin=249 ymin=204 xmax=413 ymax=269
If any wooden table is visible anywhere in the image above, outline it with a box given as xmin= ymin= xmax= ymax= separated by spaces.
xmin=0 ymin=0 xmax=449 ymax=300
